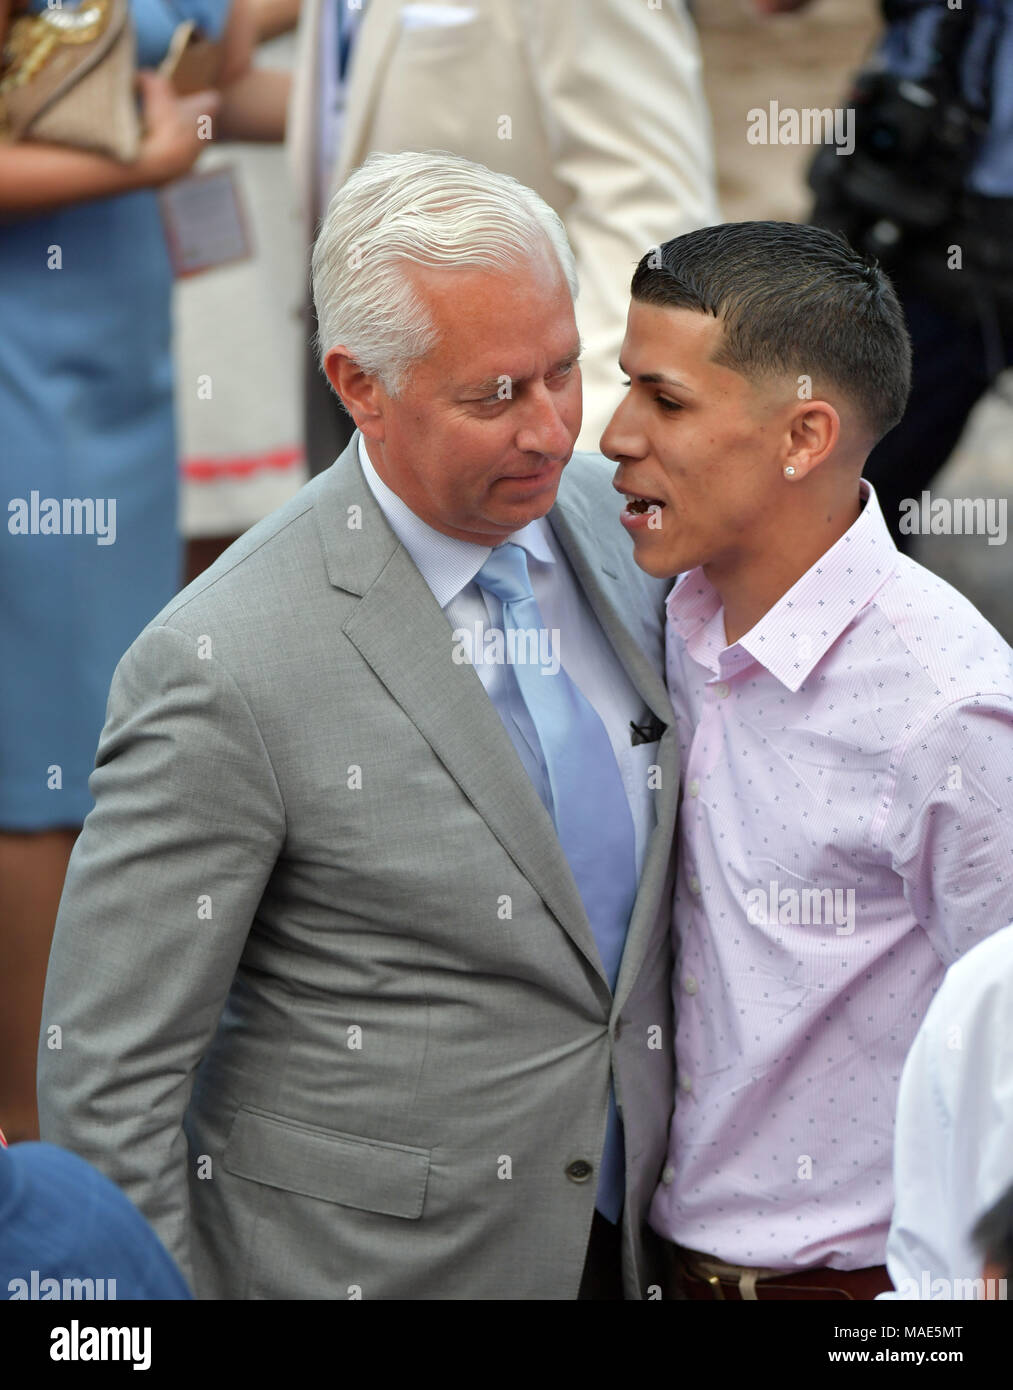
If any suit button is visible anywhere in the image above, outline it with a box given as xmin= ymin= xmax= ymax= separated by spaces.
xmin=566 ymin=1159 xmax=593 ymax=1183
xmin=613 ymin=1018 xmax=622 ymax=1041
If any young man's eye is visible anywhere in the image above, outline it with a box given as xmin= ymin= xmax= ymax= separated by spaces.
xmin=656 ymin=397 xmax=682 ymax=412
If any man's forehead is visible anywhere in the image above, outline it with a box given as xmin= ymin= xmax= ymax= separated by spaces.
xmin=457 ymin=341 xmax=581 ymax=391
xmin=623 ymin=301 xmax=731 ymax=382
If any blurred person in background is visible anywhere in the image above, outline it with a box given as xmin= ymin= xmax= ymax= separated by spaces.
xmin=176 ymin=0 xmax=308 ymax=582
xmin=0 ymin=1134 xmax=192 ymax=1301
xmin=291 ymin=0 xmax=720 ymax=472
xmin=0 ymin=0 xmax=286 ymax=1144
xmin=288 ymin=0 xmax=370 ymax=475
xmin=881 ymin=922 xmax=1013 ymax=1300
xmin=972 ymin=1184 xmax=1013 ymax=1299
xmin=763 ymin=0 xmax=1013 ymax=551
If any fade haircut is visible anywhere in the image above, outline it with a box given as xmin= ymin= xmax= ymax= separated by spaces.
xmin=630 ymin=221 xmax=912 ymax=442
xmin=312 ymin=150 xmax=579 ymax=396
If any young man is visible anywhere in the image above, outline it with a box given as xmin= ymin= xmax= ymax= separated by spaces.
xmin=601 ymin=221 xmax=1013 ymax=1299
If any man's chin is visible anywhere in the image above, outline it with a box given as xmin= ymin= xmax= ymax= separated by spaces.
xmin=625 ymin=531 xmax=683 ymax=580
xmin=490 ymin=477 xmax=564 ymax=523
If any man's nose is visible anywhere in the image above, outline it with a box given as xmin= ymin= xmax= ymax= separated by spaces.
xmin=515 ymin=385 xmax=575 ymax=458
xmin=599 ymin=389 xmax=642 ymax=462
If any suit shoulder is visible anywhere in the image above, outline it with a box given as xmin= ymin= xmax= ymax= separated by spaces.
xmin=145 ymin=474 xmax=333 ymax=633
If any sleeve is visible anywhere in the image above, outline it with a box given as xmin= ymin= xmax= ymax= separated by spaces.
xmin=878 ymin=994 xmax=955 ymax=1299
xmin=36 ymin=622 xmax=286 ymax=1285
xmin=880 ymin=927 xmax=1013 ymax=1299
xmin=525 ymin=0 xmax=721 ymax=451
xmin=881 ymin=693 xmax=1013 ymax=965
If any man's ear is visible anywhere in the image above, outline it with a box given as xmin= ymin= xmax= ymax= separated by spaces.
xmin=325 ymin=347 xmax=386 ymax=442
xmin=782 ymin=399 xmax=840 ymax=480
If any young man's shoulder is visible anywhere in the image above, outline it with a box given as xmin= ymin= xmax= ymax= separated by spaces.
xmin=870 ymin=551 xmax=1013 ymax=700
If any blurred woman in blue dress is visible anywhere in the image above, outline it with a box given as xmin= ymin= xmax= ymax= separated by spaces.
xmin=0 ymin=0 xmax=290 ymax=1140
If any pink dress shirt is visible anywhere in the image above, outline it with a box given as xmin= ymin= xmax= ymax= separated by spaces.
xmin=648 ymin=480 xmax=1013 ymax=1270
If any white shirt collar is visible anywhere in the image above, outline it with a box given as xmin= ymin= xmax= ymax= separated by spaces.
xmin=356 ymin=433 xmax=556 ymax=608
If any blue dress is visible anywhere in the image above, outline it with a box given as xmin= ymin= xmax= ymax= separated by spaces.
xmin=0 ymin=0 xmax=229 ymax=829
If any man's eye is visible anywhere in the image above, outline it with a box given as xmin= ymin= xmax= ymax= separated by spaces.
xmin=620 ymin=377 xmax=631 ymax=387
xmin=656 ymin=397 xmax=682 ymax=413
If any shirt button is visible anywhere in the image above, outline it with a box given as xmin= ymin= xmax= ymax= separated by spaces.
xmin=678 ymin=1072 xmax=692 ymax=1094
xmin=661 ymin=1164 xmax=676 ymax=1185
xmin=688 ymin=874 xmax=701 ymax=895
xmin=566 ymin=1159 xmax=594 ymax=1183
xmin=683 ymin=974 xmax=698 ymax=995
xmin=688 ymin=779 xmax=700 ymax=798
xmin=714 ymin=682 xmax=730 ymax=700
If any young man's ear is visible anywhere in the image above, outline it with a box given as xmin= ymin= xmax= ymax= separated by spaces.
xmin=782 ymin=400 xmax=840 ymax=480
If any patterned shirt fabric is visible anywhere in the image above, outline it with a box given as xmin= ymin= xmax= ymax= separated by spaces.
xmin=648 ymin=480 xmax=1013 ymax=1270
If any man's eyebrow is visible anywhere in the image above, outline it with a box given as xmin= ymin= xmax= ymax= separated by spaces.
xmin=618 ymin=362 xmax=696 ymax=392
xmin=461 ymin=348 xmax=582 ymax=394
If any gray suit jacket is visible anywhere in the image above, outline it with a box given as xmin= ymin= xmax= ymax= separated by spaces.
xmin=38 ymin=436 xmax=680 ymax=1299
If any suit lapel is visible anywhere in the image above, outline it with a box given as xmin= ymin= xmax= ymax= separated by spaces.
xmin=547 ymin=472 xmax=680 ymax=1014
xmin=314 ymin=440 xmax=678 ymax=1005
xmin=547 ymin=485 xmax=671 ymax=731
xmin=314 ymin=439 xmax=607 ymax=990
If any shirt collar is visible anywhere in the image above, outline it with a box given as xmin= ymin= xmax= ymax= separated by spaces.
xmin=666 ymin=479 xmax=899 ymax=692
xmin=356 ymin=433 xmax=555 ymax=609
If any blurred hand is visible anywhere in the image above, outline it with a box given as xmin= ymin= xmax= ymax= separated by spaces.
xmin=134 ymin=70 xmax=221 ymax=186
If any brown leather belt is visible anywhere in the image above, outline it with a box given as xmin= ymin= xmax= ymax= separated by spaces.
xmin=671 ymin=1244 xmax=893 ymax=1301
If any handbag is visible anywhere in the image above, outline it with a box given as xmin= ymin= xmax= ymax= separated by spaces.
xmin=0 ymin=0 xmax=140 ymax=162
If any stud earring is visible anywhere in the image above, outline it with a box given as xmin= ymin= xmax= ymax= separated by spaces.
xmin=784 ymin=466 xmax=796 ymax=477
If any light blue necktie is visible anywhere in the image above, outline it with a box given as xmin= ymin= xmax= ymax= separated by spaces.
xmin=473 ymin=542 xmax=638 ymax=1222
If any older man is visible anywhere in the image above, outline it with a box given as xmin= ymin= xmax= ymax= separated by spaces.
xmin=38 ymin=151 xmax=679 ymax=1300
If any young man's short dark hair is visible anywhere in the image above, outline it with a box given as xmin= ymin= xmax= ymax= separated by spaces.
xmin=631 ymin=221 xmax=912 ymax=444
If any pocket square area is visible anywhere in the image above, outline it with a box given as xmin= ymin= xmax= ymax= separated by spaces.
xmin=630 ymin=715 xmax=666 ymax=746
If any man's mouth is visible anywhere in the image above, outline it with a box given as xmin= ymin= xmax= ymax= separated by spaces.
xmin=623 ymin=491 xmax=666 ymax=515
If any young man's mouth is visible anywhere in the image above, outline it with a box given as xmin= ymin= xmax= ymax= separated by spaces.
xmin=623 ymin=491 xmax=666 ymax=515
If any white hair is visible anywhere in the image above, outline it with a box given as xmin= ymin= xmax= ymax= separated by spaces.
xmin=311 ymin=150 xmax=579 ymax=395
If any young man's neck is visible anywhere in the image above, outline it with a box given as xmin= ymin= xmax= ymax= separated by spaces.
xmin=711 ymin=490 xmax=864 ymax=648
